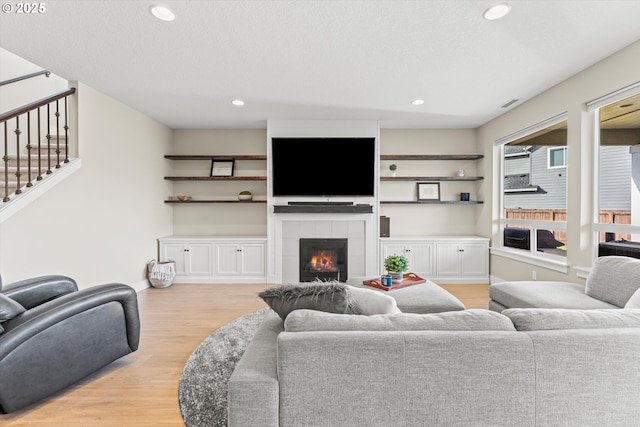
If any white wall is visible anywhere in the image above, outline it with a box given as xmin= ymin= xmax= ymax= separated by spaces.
xmin=0 ymin=82 xmax=174 ymax=288
xmin=478 ymin=39 xmax=640 ymax=283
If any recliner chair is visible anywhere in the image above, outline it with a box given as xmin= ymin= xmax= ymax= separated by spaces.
xmin=0 ymin=274 xmax=140 ymax=413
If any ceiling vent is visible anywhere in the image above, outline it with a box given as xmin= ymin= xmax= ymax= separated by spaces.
xmin=500 ymin=99 xmax=519 ymax=108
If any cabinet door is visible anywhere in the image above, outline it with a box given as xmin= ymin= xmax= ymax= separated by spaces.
xmin=458 ymin=243 xmax=487 ymax=276
xmin=405 ymin=243 xmax=434 ymax=276
xmin=188 ymin=243 xmax=214 ymax=276
xmin=215 ymin=244 xmax=242 ymax=275
xmin=161 ymin=243 xmax=189 ymax=275
xmin=435 ymin=243 xmax=462 ymax=276
xmin=239 ymin=243 xmax=265 ymax=276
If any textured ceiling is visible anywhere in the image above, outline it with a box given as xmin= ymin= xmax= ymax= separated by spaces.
xmin=1 ymin=0 xmax=640 ymax=129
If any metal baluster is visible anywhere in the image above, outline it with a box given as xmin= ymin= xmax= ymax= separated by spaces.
xmin=63 ymin=95 xmax=69 ymax=163
xmin=55 ymin=99 xmax=60 ymax=168
xmin=2 ymin=122 xmax=9 ymax=202
xmin=14 ymin=116 xmax=22 ymax=195
xmin=26 ymin=111 xmax=33 ymax=187
xmin=46 ymin=103 xmax=52 ymax=174
xmin=37 ymin=107 xmax=43 ymax=181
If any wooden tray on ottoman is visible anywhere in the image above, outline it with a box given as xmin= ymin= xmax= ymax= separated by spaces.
xmin=363 ymin=273 xmax=426 ymax=291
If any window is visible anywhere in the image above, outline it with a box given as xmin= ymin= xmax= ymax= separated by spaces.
xmin=589 ymin=85 xmax=640 ymax=260
xmin=494 ymin=113 xmax=569 ymax=269
xmin=548 ymin=147 xmax=567 ymax=168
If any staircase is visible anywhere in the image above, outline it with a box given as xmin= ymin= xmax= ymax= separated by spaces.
xmin=1 ymin=135 xmax=68 ymax=202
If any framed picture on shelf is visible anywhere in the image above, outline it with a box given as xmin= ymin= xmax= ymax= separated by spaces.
xmin=210 ymin=160 xmax=235 ymax=177
xmin=417 ymin=182 xmax=440 ymax=201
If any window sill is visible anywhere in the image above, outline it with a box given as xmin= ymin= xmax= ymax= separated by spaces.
xmin=490 ymin=246 xmax=569 ymax=273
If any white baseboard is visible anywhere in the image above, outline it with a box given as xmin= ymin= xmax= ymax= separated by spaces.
xmin=132 ymin=279 xmax=150 ymax=292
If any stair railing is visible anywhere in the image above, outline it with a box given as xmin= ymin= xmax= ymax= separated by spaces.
xmin=0 ymin=87 xmax=76 ymax=202
xmin=0 ymin=70 xmax=50 ymax=87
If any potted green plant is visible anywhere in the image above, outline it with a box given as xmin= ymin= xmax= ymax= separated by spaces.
xmin=389 ymin=163 xmax=397 ymax=177
xmin=384 ymin=254 xmax=408 ymax=283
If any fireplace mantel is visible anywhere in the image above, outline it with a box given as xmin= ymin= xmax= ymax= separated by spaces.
xmin=273 ymin=204 xmax=373 ymax=214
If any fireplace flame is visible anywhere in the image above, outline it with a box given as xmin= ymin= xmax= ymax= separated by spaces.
xmin=308 ymin=250 xmax=338 ymax=272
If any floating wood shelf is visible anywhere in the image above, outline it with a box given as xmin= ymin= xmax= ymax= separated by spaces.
xmin=164 ymin=155 xmax=266 ymax=160
xmin=381 ymin=154 xmax=483 ymax=161
xmin=380 ymin=200 xmax=483 ymax=205
xmin=164 ymin=176 xmax=266 ymax=181
xmin=165 ymin=199 xmax=267 ymax=204
xmin=381 ymin=176 xmax=483 ymax=181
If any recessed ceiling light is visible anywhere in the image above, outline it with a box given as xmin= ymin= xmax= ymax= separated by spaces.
xmin=483 ymin=3 xmax=511 ymax=20
xmin=231 ymin=99 xmax=245 ymax=107
xmin=411 ymin=99 xmax=425 ymax=105
xmin=150 ymin=5 xmax=175 ymax=22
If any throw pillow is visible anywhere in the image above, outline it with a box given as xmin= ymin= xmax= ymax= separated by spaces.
xmin=284 ymin=309 xmax=516 ymax=332
xmin=258 ymin=281 xmax=353 ymax=320
xmin=346 ymin=285 xmax=401 ymax=315
xmin=0 ymin=293 xmax=26 ymax=322
xmin=625 ymin=288 xmax=640 ymax=309
xmin=585 ymin=256 xmax=640 ymax=307
xmin=503 ymin=308 xmax=640 ymax=331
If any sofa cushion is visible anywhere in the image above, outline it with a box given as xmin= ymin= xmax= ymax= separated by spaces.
xmin=284 ymin=309 xmax=516 ymax=332
xmin=0 ymin=293 xmax=26 ymax=323
xmin=503 ymin=308 xmax=640 ymax=331
xmin=585 ymin=256 xmax=640 ymax=307
xmin=489 ymin=281 xmax=618 ymax=310
xmin=346 ymin=285 xmax=401 ymax=315
xmin=624 ymin=288 xmax=640 ymax=309
xmin=258 ymin=282 xmax=353 ymax=320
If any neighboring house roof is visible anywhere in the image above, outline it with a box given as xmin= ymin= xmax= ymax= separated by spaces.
xmin=504 ymin=173 xmax=541 ymax=193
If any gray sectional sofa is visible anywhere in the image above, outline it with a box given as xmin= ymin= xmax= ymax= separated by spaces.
xmin=489 ymin=255 xmax=640 ymax=312
xmin=228 ymin=306 xmax=640 ymax=426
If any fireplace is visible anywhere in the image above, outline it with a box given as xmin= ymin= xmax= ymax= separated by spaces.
xmin=299 ymin=238 xmax=348 ymax=282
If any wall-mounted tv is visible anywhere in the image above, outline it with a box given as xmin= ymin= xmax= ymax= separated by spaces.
xmin=271 ymin=137 xmax=376 ymax=197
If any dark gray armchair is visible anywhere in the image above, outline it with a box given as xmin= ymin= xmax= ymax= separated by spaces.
xmin=0 ymin=275 xmax=140 ymax=413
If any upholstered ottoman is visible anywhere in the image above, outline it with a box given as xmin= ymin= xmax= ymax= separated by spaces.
xmin=346 ymin=278 xmax=465 ymax=313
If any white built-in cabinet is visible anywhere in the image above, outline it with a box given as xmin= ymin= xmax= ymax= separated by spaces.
xmin=380 ymin=236 xmax=489 ymax=284
xmin=160 ymin=241 xmax=213 ymax=277
xmin=215 ymin=242 xmax=266 ymax=277
xmin=158 ymin=236 xmax=266 ymax=283
xmin=381 ymin=242 xmax=435 ymax=277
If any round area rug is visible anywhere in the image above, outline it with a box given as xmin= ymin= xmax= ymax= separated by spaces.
xmin=178 ymin=308 xmax=270 ymax=427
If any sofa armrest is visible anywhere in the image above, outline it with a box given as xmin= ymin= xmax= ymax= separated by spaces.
xmin=228 ymin=311 xmax=282 ymax=427
xmin=0 ymin=283 xmax=140 ymax=357
xmin=1 ymin=275 xmax=78 ymax=309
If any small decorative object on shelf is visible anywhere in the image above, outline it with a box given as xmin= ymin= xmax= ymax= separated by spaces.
xmin=238 ymin=190 xmax=253 ymax=201
xmin=456 ymin=169 xmax=465 ymax=177
xmin=460 ymin=192 xmax=470 ymax=201
xmin=177 ymin=195 xmax=192 ymax=201
xmin=384 ymin=254 xmax=409 ymax=283
xmin=210 ymin=159 xmax=235 ymax=177
xmin=417 ymin=182 xmax=440 ymax=201
xmin=389 ymin=163 xmax=397 ymax=177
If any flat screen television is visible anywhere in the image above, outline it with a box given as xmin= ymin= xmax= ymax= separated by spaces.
xmin=271 ymin=137 xmax=376 ymax=197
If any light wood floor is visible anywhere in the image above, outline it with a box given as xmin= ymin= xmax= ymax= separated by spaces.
xmin=0 ymin=282 xmax=489 ymax=426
